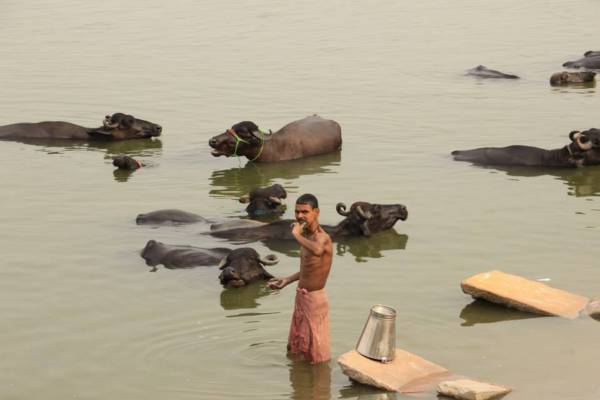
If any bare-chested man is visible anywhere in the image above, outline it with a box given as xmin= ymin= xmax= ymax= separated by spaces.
xmin=268 ymin=193 xmax=333 ymax=364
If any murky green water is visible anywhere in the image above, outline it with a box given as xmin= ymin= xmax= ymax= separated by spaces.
xmin=1 ymin=1 xmax=600 ymax=399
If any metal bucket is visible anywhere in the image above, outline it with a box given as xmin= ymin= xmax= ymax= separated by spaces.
xmin=356 ymin=304 xmax=396 ymax=363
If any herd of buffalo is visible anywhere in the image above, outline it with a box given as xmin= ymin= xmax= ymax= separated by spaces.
xmin=2 ymin=50 xmax=599 ymax=288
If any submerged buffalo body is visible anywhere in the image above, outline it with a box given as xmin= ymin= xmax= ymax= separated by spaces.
xmin=466 ymin=65 xmax=519 ymax=79
xmin=218 ymin=248 xmax=279 ymax=288
xmin=451 ymin=131 xmax=594 ymax=167
xmin=550 ymin=71 xmax=596 ymax=86
xmin=136 ymin=209 xmax=209 ymax=225
xmin=0 ymin=113 xmax=162 ymax=141
xmin=563 ymin=51 xmax=600 ymax=70
xmin=208 ymin=115 xmax=342 ymax=162
xmin=239 ymin=184 xmax=287 ymax=218
xmin=140 ymin=241 xmax=278 ymax=288
xmin=141 ymin=240 xmax=231 ymax=269
xmin=209 ymin=201 xmax=408 ymax=241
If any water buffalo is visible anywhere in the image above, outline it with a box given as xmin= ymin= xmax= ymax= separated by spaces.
xmin=451 ymin=131 xmax=594 ymax=167
xmin=209 ymin=201 xmax=408 ymax=241
xmin=563 ymin=51 xmax=600 ymax=69
xmin=141 ymin=240 xmax=231 ymax=270
xmin=550 ymin=71 xmax=596 ymax=86
xmin=136 ymin=209 xmax=209 ymax=225
xmin=218 ymin=248 xmax=279 ymax=288
xmin=466 ymin=65 xmax=519 ymax=79
xmin=112 ymin=155 xmax=144 ymax=170
xmin=580 ymin=128 xmax=600 ymax=165
xmin=0 ymin=113 xmax=162 ymax=141
xmin=208 ymin=115 xmax=342 ymax=162
xmin=238 ymin=184 xmax=287 ymax=218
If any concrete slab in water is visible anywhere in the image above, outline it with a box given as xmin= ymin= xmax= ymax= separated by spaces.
xmin=337 ymin=348 xmax=449 ymax=393
xmin=437 ymin=378 xmax=511 ymax=400
xmin=461 ymin=270 xmax=589 ymax=319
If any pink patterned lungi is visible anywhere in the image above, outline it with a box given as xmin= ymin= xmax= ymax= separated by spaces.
xmin=288 ymin=287 xmax=331 ymax=364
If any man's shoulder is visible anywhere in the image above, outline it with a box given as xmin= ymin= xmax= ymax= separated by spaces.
xmin=316 ymin=227 xmax=332 ymax=242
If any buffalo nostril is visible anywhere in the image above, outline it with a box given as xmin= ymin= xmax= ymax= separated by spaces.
xmin=209 ymin=138 xmax=217 ymax=147
xmin=155 ymin=125 xmax=162 ymax=132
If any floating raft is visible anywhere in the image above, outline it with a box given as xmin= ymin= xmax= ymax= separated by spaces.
xmin=461 ymin=270 xmax=589 ymax=319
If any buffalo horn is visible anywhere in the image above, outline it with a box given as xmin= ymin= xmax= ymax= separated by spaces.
xmin=361 ymin=221 xmax=372 ymax=237
xmin=268 ymin=196 xmax=282 ymax=205
xmin=356 ymin=205 xmax=373 ymax=220
xmin=336 ymin=202 xmax=350 ymax=216
xmin=239 ymin=194 xmax=250 ymax=203
xmin=569 ymin=130 xmax=581 ymax=141
xmin=218 ymin=257 xmax=228 ymax=269
xmin=260 ymin=254 xmax=279 ymax=266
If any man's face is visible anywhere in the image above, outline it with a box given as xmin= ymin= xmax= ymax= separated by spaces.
xmin=295 ymin=203 xmax=319 ymax=225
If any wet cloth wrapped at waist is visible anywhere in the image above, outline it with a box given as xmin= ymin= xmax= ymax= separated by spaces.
xmin=288 ymin=287 xmax=330 ymax=364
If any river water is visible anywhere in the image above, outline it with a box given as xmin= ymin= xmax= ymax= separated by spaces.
xmin=1 ymin=1 xmax=599 ymax=399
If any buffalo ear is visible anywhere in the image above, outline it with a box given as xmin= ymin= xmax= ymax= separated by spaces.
xmin=87 ymin=129 xmax=114 ymax=140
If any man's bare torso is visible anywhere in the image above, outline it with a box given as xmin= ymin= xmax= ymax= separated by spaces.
xmin=298 ymin=226 xmax=333 ymax=292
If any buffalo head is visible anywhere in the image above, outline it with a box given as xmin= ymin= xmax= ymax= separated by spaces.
xmin=112 ymin=155 xmax=143 ymax=170
xmin=218 ymin=248 xmax=279 ymax=288
xmin=209 ymin=121 xmax=269 ymax=158
xmin=550 ymin=71 xmax=596 ymax=86
xmin=336 ymin=201 xmax=408 ymax=237
xmin=239 ymin=184 xmax=287 ymax=218
xmin=88 ymin=113 xmax=162 ymax=140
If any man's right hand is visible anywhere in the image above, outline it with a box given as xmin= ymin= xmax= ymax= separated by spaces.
xmin=267 ymin=277 xmax=288 ymax=290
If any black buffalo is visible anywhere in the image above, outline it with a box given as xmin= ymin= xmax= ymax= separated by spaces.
xmin=217 ymin=248 xmax=279 ymax=288
xmin=466 ymin=65 xmax=519 ymax=79
xmin=451 ymin=131 xmax=595 ymax=167
xmin=136 ymin=209 xmax=209 ymax=225
xmin=140 ymin=241 xmax=279 ymax=288
xmin=239 ymin=184 xmax=287 ymax=218
xmin=209 ymin=201 xmax=408 ymax=241
xmin=563 ymin=51 xmax=600 ymax=70
xmin=140 ymin=240 xmax=231 ymax=270
xmin=112 ymin=155 xmax=144 ymax=170
xmin=550 ymin=71 xmax=596 ymax=86
xmin=0 ymin=113 xmax=162 ymax=141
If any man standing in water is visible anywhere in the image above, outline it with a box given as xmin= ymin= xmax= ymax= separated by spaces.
xmin=268 ymin=194 xmax=333 ymax=364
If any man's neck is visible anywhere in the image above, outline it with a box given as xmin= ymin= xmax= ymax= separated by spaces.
xmin=305 ymin=221 xmax=320 ymax=235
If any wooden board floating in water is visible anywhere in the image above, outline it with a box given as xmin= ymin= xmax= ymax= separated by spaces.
xmin=461 ymin=270 xmax=589 ymax=319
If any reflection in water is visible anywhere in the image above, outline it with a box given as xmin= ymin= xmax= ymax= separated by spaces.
xmin=209 ymin=151 xmax=341 ymax=198
xmin=338 ymin=383 xmax=397 ymax=399
xmin=220 ymin=282 xmax=271 ymax=310
xmin=12 ymin=138 xmax=163 ymax=182
xmin=261 ymin=230 xmax=408 ymax=261
xmin=13 ymin=137 xmax=163 ymax=157
xmin=288 ymin=356 xmax=331 ymax=400
xmin=477 ymin=164 xmax=600 ymax=197
xmin=113 ymin=168 xmax=135 ymax=182
xmin=336 ymin=231 xmax=409 ymax=263
xmin=459 ymin=299 xmax=543 ymax=327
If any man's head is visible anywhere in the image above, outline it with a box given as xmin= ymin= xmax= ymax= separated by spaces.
xmin=295 ymin=193 xmax=320 ymax=226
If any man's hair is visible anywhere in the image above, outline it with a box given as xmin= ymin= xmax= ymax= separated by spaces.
xmin=296 ymin=193 xmax=319 ymax=209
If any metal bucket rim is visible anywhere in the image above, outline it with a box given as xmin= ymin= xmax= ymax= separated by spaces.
xmin=370 ymin=304 xmax=396 ymax=319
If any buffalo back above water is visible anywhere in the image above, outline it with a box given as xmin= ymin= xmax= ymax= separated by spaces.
xmin=208 ymin=115 xmax=342 ymax=162
xmin=0 ymin=112 xmax=162 ymax=141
